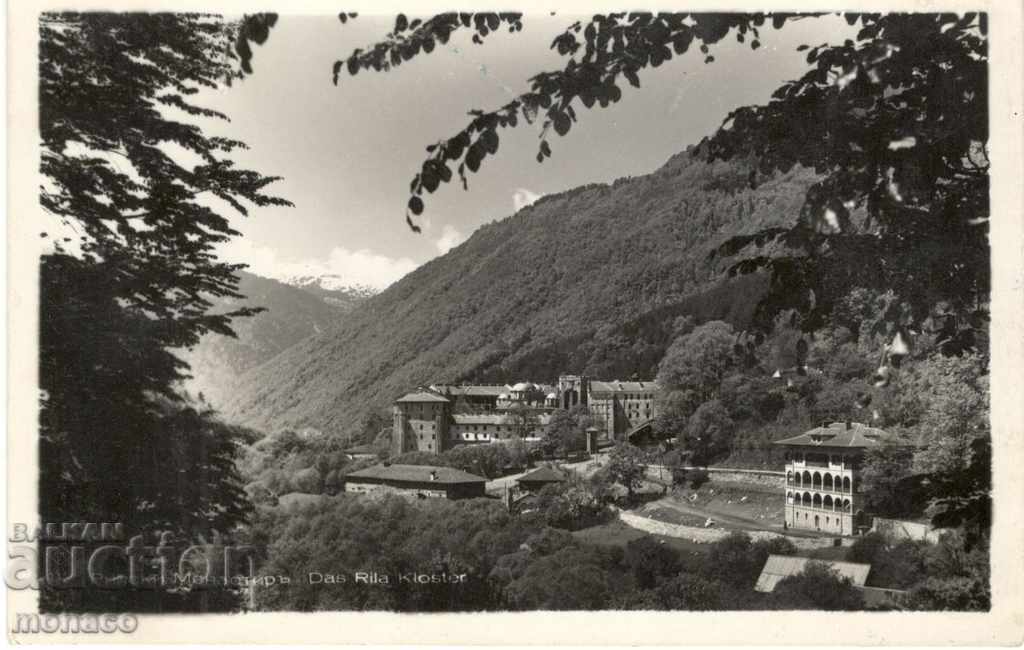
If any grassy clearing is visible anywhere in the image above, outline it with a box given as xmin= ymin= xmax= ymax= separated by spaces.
xmin=572 ymin=519 xmax=707 ymax=556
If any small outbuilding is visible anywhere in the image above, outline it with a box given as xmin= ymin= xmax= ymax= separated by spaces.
xmin=344 ymin=464 xmax=486 ymax=500
xmin=515 ymin=465 xmax=567 ymax=492
xmin=754 ymin=554 xmax=907 ymax=609
xmin=754 ymin=554 xmax=871 ymax=593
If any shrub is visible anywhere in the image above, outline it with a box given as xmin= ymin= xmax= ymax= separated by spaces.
xmin=767 ymin=562 xmax=864 ymax=610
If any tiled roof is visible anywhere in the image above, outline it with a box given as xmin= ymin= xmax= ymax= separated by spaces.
xmin=345 ymin=464 xmax=485 ymax=484
xmin=433 ymin=384 xmax=510 ymax=397
xmin=773 ymin=422 xmax=894 ymax=448
xmin=453 ymin=413 xmax=513 ymax=425
xmin=517 ymin=466 xmax=567 ymax=484
xmin=589 ymin=380 xmax=661 ymax=393
xmin=453 ymin=413 xmax=554 ymax=426
xmin=754 ymin=555 xmax=871 ymax=593
xmin=395 ymin=390 xmax=450 ymax=403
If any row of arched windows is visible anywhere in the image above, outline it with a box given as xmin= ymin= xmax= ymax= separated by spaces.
xmin=785 ymin=451 xmax=862 ymax=470
xmin=786 ymin=470 xmax=853 ymax=493
xmin=787 ymin=491 xmax=852 ymax=512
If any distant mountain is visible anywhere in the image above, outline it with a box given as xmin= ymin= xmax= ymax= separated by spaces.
xmin=179 ymin=270 xmax=371 ymax=408
xmin=220 ymin=148 xmax=817 ymax=437
xmin=285 ymin=274 xmax=377 ymax=310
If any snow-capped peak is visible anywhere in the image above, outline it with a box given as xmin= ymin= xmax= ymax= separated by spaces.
xmin=285 ymin=274 xmax=377 ymax=299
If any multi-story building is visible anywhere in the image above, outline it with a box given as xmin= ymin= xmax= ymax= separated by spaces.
xmin=775 ymin=421 xmax=894 ymax=535
xmin=391 ymin=390 xmax=451 ymax=455
xmin=392 ymin=374 xmax=660 ymax=455
xmin=587 ymin=380 xmax=660 ymax=440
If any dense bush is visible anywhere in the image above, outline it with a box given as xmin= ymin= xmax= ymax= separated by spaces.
xmin=249 ymin=499 xmax=825 ymax=612
xmin=240 ymin=429 xmax=380 ymax=500
xmin=530 ymin=478 xmax=612 ymax=531
xmin=906 ymin=531 xmax=990 ymax=611
xmin=766 ymin=562 xmax=864 ymax=610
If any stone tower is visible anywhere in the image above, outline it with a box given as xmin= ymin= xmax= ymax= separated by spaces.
xmin=556 ymin=375 xmax=589 ymax=410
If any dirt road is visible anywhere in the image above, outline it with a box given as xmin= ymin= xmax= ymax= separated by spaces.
xmin=638 ymin=495 xmax=826 ymax=539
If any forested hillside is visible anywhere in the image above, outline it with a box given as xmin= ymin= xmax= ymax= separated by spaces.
xmin=220 ymin=148 xmax=815 ymax=436
xmin=179 ymin=271 xmax=368 ymax=407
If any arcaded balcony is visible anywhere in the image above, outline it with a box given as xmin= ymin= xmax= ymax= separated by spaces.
xmin=787 ymin=490 xmax=854 ymax=513
xmin=786 ymin=470 xmax=855 ymax=494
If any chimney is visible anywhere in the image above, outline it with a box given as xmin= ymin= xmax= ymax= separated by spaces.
xmin=845 ymin=420 xmax=852 ymax=430
xmin=429 ymin=470 xmax=438 ymax=481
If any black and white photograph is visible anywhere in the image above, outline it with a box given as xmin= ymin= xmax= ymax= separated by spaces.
xmin=5 ymin=0 xmax=1023 ymax=644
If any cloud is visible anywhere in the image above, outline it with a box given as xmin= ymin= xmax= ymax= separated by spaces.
xmin=434 ymin=225 xmax=465 ymax=254
xmin=512 ymin=188 xmax=542 ymax=212
xmin=218 ymin=239 xmax=418 ymax=291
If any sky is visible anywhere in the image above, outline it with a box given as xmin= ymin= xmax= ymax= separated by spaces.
xmin=198 ymin=14 xmax=854 ymax=290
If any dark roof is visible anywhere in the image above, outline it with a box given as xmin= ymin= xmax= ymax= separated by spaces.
xmin=434 ymin=384 xmax=510 ymax=397
xmin=589 ymin=380 xmax=661 ymax=393
xmin=395 ymin=390 xmax=450 ymax=404
xmin=453 ymin=413 xmax=514 ymax=425
xmin=755 ymin=555 xmax=871 ymax=593
xmin=517 ymin=466 xmax=567 ymax=484
xmin=345 ymin=464 xmax=485 ymax=484
xmin=774 ymin=422 xmax=894 ymax=449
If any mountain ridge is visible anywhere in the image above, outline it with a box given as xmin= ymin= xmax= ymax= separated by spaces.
xmin=220 ymin=148 xmax=817 ymax=437
xmin=179 ymin=270 xmax=372 ymax=407
xmin=285 ymin=274 xmax=378 ymax=309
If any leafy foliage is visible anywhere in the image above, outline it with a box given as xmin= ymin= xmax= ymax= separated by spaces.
xmin=38 ymin=12 xmax=290 ymax=610
xmin=623 ymin=536 xmax=681 ymax=589
xmin=252 ymin=495 xmax=535 ymax=611
xmin=237 ymin=428 xmax=386 ymax=503
xmin=329 ymin=12 xmax=988 ymax=347
xmin=905 ymin=530 xmax=989 ymax=610
xmin=334 ymin=13 xmax=795 ymax=224
xmin=40 ymin=13 xmax=290 ymax=341
xmin=706 ymin=14 xmax=989 ymax=335
xmin=846 ymin=532 xmax=928 ymax=589
xmin=543 ymin=405 xmax=592 ymax=456
xmin=252 ymin=501 xmax=825 ymax=611
xmin=872 ymin=351 xmax=991 ymax=530
xmin=530 ymin=477 xmax=612 ymax=531
xmin=604 ymin=442 xmax=649 ymax=498
xmin=859 ymin=446 xmax=920 ymax=517
xmin=656 ymin=321 xmax=739 ymax=402
xmin=39 ymin=255 xmax=254 ymax=612
xmin=708 ymin=532 xmax=773 ymax=588
xmin=681 ymin=400 xmax=735 ymax=466
xmin=766 ymin=561 xmax=864 ymax=610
